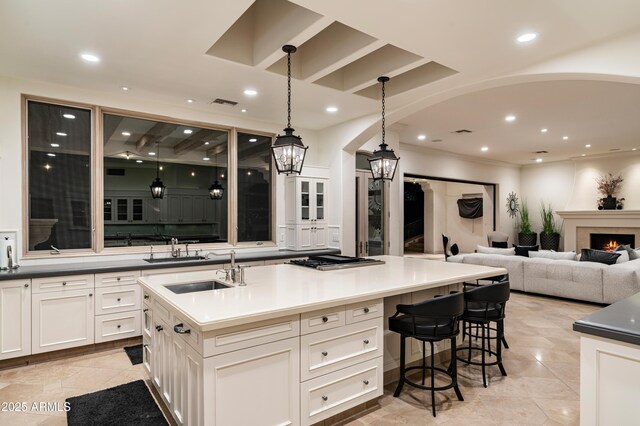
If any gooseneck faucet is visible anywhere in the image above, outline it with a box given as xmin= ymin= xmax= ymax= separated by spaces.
xmin=208 ymin=250 xmax=245 ymax=285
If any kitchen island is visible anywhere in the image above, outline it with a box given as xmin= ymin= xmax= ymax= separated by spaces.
xmin=138 ymin=255 xmax=507 ymax=426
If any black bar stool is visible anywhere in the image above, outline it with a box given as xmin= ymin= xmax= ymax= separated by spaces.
xmin=456 ymin=279 xmax=510 ymax=387
xmin=389 ymin=292 xmax=464 ymax=417
xmin=462 ymin=275 xmax=510 ymax=349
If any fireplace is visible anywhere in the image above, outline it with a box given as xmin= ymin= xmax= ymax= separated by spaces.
xmin=590 ymin=233 xmax=635 ymax=252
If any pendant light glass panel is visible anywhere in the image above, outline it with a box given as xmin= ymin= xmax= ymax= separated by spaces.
xmin=150 ymin=142 xmax=166 ymax=199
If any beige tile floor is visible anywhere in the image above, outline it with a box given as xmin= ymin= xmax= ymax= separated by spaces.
xmin=0 ymin=292 xmax=599 ymax=425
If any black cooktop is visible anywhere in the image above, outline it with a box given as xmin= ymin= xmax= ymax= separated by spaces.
xmin=289 ymin=254 xmax=385 ymax=271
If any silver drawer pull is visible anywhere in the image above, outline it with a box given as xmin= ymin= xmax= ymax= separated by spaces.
xmin=117 ymin=277 xmax=121 ymax=281
xmin=89 ymin=293 xmax=93 ymax=297
xmin=62 ymin=282 xmax=67 ymax=286
xmin=117 ymin=298 xmax=121 ymax=302
xmin=144 ymin=294 xmax=150 ymax=300
xmin=363 ymin=339 xmax=369 ymax=345
xmin=155 ymin=325 xmax=163 ymax=332
xmin=143 ymin=308 xmax=148 ymax=313
xmin=321 ymin=316 xmax=328 ymax=323
xmin=174 ymin=323 xmax=191 ymax=334
xmin=117 ymin=325 xmax=121 ymax=329
xmin=364 ymin=307 xmax=370 ymax=313
xmin=363 ymin=380 xmax=369 ymax=385
xmin=322 ymin=396 xmax=328 ymax=401
xmin=322 ymin=351 xmax=328 ymax=356
xmin=24 ymin=283 xmax=29 ymax=288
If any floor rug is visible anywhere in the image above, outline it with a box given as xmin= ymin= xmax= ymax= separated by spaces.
xmin=66 ymin=380 xmax=168 ymax=426
xmin=124 ymin=344 xmax=143 ymax=365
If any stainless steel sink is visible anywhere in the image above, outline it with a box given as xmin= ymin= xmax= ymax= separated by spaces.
xmin=164 ymin=280 xmax=232 ymax=294
xmin=144 ymin=256 xmax=206 ymax=263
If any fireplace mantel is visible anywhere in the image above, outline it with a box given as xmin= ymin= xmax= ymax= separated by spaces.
xmin=557 ymin=210 xmax=640 ymax=252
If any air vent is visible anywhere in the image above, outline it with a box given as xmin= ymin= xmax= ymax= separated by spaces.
xmin=610 ymin=148 xmax=621 ymax=151
xmin=534 ymin=150 xmax=548 ymax=154
xmin=432 ymin=139 xmax=443 ymax=143
xmin=211 ymin=98 xmax=238 ymax=106
xmin=453 ymin=129 xmax=472 ymax=134
xmin=106 ymin=168 xmax=125 ymax=176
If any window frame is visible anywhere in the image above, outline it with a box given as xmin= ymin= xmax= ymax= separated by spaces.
xmin=22 ymin=96 xmax=277 ymax=258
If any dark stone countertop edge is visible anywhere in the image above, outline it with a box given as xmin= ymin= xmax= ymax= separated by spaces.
xmin=573 ymin=321 xmax=640 ymax=346
xmin=0 ymin=248 xmax=340 ymax=281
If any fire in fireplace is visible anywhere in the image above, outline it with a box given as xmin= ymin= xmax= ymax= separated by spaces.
xmin=590 ymin=233 xmax=635 ymax=252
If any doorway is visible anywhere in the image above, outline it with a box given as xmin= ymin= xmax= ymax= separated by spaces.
xmin=355 ymin=149 xmax=387 ymax=257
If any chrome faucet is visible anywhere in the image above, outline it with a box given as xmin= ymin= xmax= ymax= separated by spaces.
xmin=209 ymin=250 xmax=244 ymax=285
xmin=171 ymin=238 xmax=180 ymax=258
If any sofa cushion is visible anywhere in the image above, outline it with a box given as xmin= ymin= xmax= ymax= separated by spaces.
xmin=491 ymin=241 xmax=509 ymax=248
xmin=513 ymin=245 xmax=538 ymax=257
xmin=529 ymin=250 xmax=577 ymax=261
xmin=476 ymin=245 xmax=515 ymax=256
xmin=615 ymin=244 xmax=639 ymax=260
xmin=461 ymin=253 xmax=525 ymax=291
xmin=580 ymin=248 xmax=620 ymax=265
xmin=603 ymin=259 xmax=640 ymax=303
xmin=524 ymin=258 xmax=604 ymax=303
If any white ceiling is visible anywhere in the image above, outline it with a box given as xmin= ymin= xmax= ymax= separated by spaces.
xmin=2 ymin=0 xmax=640 ymax=165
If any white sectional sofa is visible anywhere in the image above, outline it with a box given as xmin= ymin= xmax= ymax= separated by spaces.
xmin=448 ymin=253 xmax=640 ymax=304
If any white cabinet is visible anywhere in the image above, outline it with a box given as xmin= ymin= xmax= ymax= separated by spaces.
xmin=285 ymin=176 xmax=329 ymax=251
xmin=94 ymin=271 xmax=142 ymax=343
xmin=32 ymin=288 xmax=94 ymax=354
xmin=0 ymin=280 xmax=31 ymax=360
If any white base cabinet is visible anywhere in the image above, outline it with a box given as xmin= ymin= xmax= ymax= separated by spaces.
xmin=0 ymin=280 xmax=31 ymax=360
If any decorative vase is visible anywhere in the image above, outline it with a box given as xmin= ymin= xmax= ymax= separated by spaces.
xmin=518 ymin=232 xmax=537 ymax=246
xmin=602 ymin=195 xmax=617 ymax=210
xmin=540 ymin=233 xmax=560 ymax=251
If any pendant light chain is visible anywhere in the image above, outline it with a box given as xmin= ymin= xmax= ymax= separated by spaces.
xmin=381 ymin=79 xmax=386 ymax=146
xmin=156 ymin=141 xmax=160 ymax=178
xmin=287 ymin=49 xmax=292 ymax=129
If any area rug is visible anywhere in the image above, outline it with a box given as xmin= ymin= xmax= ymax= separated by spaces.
xmin=124 ymin=344 xmax=143 ymax=365
xmin=66 ymin=380 xmax=168 ymax=426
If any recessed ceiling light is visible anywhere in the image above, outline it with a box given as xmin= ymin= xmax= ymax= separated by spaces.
xmin=121 ymin=131 xmax=131 ymax=136
xmin=517 ymin=33 xmax=537 ymax=43
xmin=241 ymin=109 xmax=247 ymax=113
xmin=202 ymin=157 xmax=210 ymax=161
xmin=187 ymin=99 xmax=194 ymax=103
xmin=204 ymin=142 xmax=210 ymax=145
xmin=148 ymin=152 xmax=155 ymax=156
xmin=50 ymin=143 xmax=60 ymax=148
xmin=505 ymin=115 xmax=516 ymax=122
xmin=191 ymin=172 xmax=196 ymax=177
xmin=417 ymin=134 xmax=427 ymax=141
xmin=563 ymin=136 xmax=569 ymax=140
xmin=183 ymin=129 xmax=193 ymax=134
xmin=136 ymin=160 xmax=143 ymax=163
xmin=247 ymin=171 xmax=252 ymax=176
xmin=63 ymin=114 xmax=75 ymax=119
xmin=326 ymin=106 xmax=338 ymax=113
xmin=633 ymin=148 xmax=638 ymax=151
xmin=481 ymin=147 xmax=489 ymax=152
xmin=80 ymin=53 xmax=100 ymax=62
xmin=56 ymin=132 xmax=67 ymax=136
xmin=585 ymin=144 xmax=591 ymax=148
xmin=121 ymin=86 xmax=129 ymax=91
xmin=44 ymin=164 xmax=51 ymax=170
xmin=47 ymin=153 xmax=56 ymax=157
xmin=221 ymin=173 xmax=225 ymax=178
xmin=159 ymin=166 xmax=163 ymax=171
xmin=536 ymin=158 xmax=543 ymax=163
xmin=243 ymin=89 xmax=257 ymax=96
xmin=581 ymin=154 xmax=586 ymax=157
xmin=541 ymin=128 xmax=548 ymax=133
xmin=249 ymin=138 xmax=257 ymax=143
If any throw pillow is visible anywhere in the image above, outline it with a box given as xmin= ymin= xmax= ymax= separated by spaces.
xmin=491 ymin=241 xmax=508 ymax=248
xmin=513 ymin=244 xmax=539 ymax=257
xmin=476 ymin=245 xmax=515 ymax=256
xmin=529 ymin=250 xmax=577 ymax=261
xmin=451 ymin=243 xmax=459 ymax=256
xmin=615 ymin=244 xmax=639 ymax=260
xmin=579 ymin=248 xmax=620 ymax=265
xmin=616 ymin=250 xmax=630 ymax=263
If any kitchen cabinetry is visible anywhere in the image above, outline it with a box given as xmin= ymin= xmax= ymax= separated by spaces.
xmin=285 ymin=176 xmax=329 ymax=251
xmin=31 ymin=274 xmax=95 ymax=354
xmin=0 ymin=280 xmax=31 ymax=360
xmin=104 ymin=197 xmax=145 ymax=224
xmin=94 ymin=271 xmax=142 ymax=343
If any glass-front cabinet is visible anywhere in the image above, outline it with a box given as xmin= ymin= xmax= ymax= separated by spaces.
xmin=284 ymin=176 xmax=329 ymax=250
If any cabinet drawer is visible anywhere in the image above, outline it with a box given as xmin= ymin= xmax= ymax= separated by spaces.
xmin=345 ymin=299 xmax=383 ymax=325
xmin=95 ymin=284 xmax=141 ymax=315
xmin=301 ymin=357 xmax=383 ymax=426
xmin=153 ymin=298 xmax=172 ymax=325
xmin=171 ymin=312 xmax=200 ymax=351
xmin=301 ymin=318 xmax=383 ymax=381
xmin=202 ymin=315 xmax=300 ymax=357
xmin=95 ymin=271 xmax=141 ymax=288
xmin=95 ymin=310 xmax=141 ymax=343
xmin=301 ymin=306 xmax=345 ymax=335
xmin=32 ymin=274 xmax=94 ymax=293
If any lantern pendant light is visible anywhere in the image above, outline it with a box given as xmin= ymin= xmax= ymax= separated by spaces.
xmin=271 ymin=45 xmax=308 ymax=175
xmin=368 ymin=76 xmax=399 ymax=181
xmin=209 ymin=152 xmax=224 ymax=200
xmin=149 ymin=141 xmax=166 ymax=199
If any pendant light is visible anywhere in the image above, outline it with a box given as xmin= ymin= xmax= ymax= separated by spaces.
xmin=271 ymin=45 xmax=307 ymax=175
xmin=149 ymin=141 xmax=166 ymax=199
xmin=209 ymin=152 xmax=224 ymax=200
xmin=368 ymin=76 xmax=399 ymax=181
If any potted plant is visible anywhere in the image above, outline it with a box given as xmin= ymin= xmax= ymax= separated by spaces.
xmin=539 ymin=202 xmax=561 ymax=251
xmin=518 ymin=200 xmax=537 ymax=246
xmin=596 ymin=173 xmax=624 ymax=210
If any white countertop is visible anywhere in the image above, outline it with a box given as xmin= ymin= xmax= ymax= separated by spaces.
xmin=138 ymin=255 xmax=507 ymax=331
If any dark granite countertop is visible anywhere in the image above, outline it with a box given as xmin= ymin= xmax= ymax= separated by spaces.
xmin=0 ymin=248 xmax=340 ymax=281
xmin=573 ymin=292 xmax=640 ymax=346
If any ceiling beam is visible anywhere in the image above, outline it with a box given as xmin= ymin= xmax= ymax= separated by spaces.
xmin=135 ymin=122 xmax=177 ymax=152
xmin=173 ymin=129 xmax=218 ymax=156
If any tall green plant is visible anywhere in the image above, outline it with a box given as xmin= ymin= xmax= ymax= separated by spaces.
xmin=518 ymin=200 xmax=533 ymax=235
xmin=540 ymin=202 xmax=560 ymax=235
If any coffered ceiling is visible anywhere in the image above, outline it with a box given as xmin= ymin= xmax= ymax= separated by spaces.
xmin=1 ymin=0 xmax=640 ymax=165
